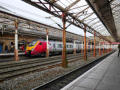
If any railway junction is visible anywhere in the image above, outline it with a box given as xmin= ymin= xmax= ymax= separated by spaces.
xmin=0 ymin=0 xmax=120 ymax=90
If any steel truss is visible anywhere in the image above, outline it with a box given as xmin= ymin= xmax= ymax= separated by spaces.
xmin=23 ymin=0 xmax=111 ymax=42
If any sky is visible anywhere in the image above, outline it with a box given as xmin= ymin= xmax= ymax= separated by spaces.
xmin=0 ymin=0 xmax=98 ymax=37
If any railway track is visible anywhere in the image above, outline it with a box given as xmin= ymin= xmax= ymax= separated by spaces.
xmin=0 ymin=52 xmax=93 ymax=69
xmin=32 ymin=51 xmax=114 ymax=90
xmin=0 ymin=53 xmax=92 ymax=82
xmin=0 ymin=51 xmax=95 ymax=62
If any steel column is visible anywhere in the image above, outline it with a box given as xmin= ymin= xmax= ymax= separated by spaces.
xmin=14 ymin=19 xmax=19 ymax=61
xmin=62 ymin=13 xmax=67 ymax=68
xmin=84 ymin=26 xmax=87 ymax=60
xmin=46 ymin=28 xmax=49 ymax=57
xmin=93 ymin=31 xmax=96 ymax=57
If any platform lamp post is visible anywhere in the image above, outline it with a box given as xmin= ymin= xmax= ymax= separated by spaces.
xmin=93 ymin=31 xmax=96 ymax=57
xmin=14 ymin=19 xmax=19 ymax=61
xmin=84 ymin=26 xmax=87 ymax=61
xmin=62 ymin=12 xmax=67 ymax=68
xmin=46 ymin=28 xmax=49 ymax=57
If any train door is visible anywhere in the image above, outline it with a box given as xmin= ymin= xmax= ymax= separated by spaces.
xmin=0 ymin=43 xmax=3 ymax=53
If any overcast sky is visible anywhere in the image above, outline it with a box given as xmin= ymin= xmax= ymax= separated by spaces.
xmin=0 ymin=0 xmax=95 ymax=37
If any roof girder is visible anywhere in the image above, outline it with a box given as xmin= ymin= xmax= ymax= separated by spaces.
xmin=23 ymin=0 xmax=111 ymax=42
xmin=65 ymin=0 xmax=81 ymax=11
xmin=86 ymin=0 xmax=119 ymax=41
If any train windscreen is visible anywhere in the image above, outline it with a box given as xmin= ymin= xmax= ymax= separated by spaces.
xmin=29 ymin=40 xmax=37 ymax=46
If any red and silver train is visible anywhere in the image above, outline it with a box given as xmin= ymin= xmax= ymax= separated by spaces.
xmin=25 ymin=40 xmax=95 ymax=56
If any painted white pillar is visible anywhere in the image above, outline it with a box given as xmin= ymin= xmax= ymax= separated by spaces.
xmin=46 ymin=28 xmax=49 ymax=57
xmin=14 ymin=19 xmax=19 ymax=61
xmin=15 ymin=28 xmax=18 ymax=50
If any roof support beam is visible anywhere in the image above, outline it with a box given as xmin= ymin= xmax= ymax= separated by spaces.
xmin=81 ymin=12 xmax=94 ymax=21
xmin=23 ymin=0 xmax=111 ymax=42
xmin=75 ymin=6 xmax=89 ymax=17
xmin=90 ymin=21 xmax=100 ymax=27
xmin=69 ymin=4 xmax=88 ymax=11
xmin=65 ymin=0 xmax=81 ymax=11
xmin=86 ymin=0 xmax=119 ymax=41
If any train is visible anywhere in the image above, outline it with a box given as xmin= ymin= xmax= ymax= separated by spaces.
xmin=25 ymin=39 xmax=113 ymax=56
xmin=25 ymin=40 xmax=94 ymax=56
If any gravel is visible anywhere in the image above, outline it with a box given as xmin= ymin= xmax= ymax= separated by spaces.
xmin=0 ymin=54 xmax=105 ymax=90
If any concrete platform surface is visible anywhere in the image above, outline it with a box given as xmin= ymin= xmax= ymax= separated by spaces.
xmin=61 ymin=51 xmax=120 ymax=90
xmin=0 ymin=52 xmax=24 ymax=56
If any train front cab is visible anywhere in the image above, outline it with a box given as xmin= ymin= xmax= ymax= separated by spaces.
xmin=25 ymin=40 xmax=47 ymax=56
xmin=25 ymin=40 xmax=38 ymax=56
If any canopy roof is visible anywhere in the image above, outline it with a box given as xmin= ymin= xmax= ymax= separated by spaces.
xmin=111 ymin=0 xmax=120 ymax=41
xmin=0 ymin=0 xmax=116 ymax=42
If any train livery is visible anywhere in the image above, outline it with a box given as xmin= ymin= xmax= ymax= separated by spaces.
xmin=25 ymin=40 xmax=85 ymax=56
xmin=25 ymin=39 xmax=110 ymax=56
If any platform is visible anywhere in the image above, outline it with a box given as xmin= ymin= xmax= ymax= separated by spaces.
xmin=0 ymin=52 xmax=24 ymax=57
xmin=61 ymin=51 xmax=120 ymax=90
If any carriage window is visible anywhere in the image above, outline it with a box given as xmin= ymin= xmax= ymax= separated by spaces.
xmin=58 ymin=44 xmax=62 ymax=48
xmin=70 ymin=45 xmax=73 ymax=48
xmin=66 ymin=45 xmax=68 ymax=48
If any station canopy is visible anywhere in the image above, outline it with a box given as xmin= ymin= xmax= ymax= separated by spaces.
xmin=0 ymin=0 xmax=116 ymax=42
xmin=111 ymin=0 xmax=120 ymax=40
